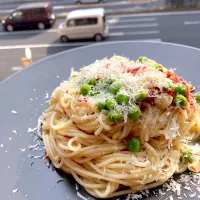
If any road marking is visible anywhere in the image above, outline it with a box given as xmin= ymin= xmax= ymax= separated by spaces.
xmin=124 ymin=30 xmax=160 ymax=35
xmin=1 ymin=37 xmax=161 ymax=50
xmin=0 ymin=42 xmax=93 ymax=49
xmin=141 ymin=38 xmax=161 ymax=41
xmin=107 ymin=10 xmax=200 ymax=19
xmin=0 ymin=29 xmax=57 ymax=36
xmin=0 ymin=22 xmax=159 ymax=36
xmin=0 ymin=9 xmax=12 ymax=13
xmin=109 ymin=23 xmax=158 ymax=29
xmin=107 ymin=17 xmax=156 ymax=24
xmin=125 ymin=30 xmax=160 ymax=35
xmin=0 ymin=29 xmax=159 ymax=38
xmin=109 ymin=30 xmax=160 ymax=36
xmin=108 ymin=32 xmax=124 ymax=36
xmin=11 ymin=66 xmax=23 ymax=71
xmin=184 ymin=21 xmax=200 ymax=25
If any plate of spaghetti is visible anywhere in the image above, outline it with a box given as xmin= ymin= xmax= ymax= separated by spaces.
xmin=1 ymin=41 xmax=200 ymax=200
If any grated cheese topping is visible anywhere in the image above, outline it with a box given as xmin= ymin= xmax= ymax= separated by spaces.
xmin=67 ymin=56 xmax=170 ymax=105
xmin=62 ymin=56 xmax=178 ymax=126
xmin=12 ymin=188 xmax=18 ymax=193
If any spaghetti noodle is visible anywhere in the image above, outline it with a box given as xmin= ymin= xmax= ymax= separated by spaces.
xmin=38 ymin=56 xmax=200 ymax=198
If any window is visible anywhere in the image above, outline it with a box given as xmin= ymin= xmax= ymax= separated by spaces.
xmin=88 ymin=18 xmax=98 ymax=25
xmin=75 ymin=19 xmax=88 ymax=26
xmin=67 ymin=18 xmax=98 ymax=27
xmin=33 ymin=8 xmax=45 ymax=15
xmin=23 ymin=11 xmax=31 ymax=18
xmin=67 ymin=20 xmax=76 ymax=27
xmin=75 ymin=18 xmax=98 ymax=26
xmin=11 ymin=11 xmax=23 ymax=19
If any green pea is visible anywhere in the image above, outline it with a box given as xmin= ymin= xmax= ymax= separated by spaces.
xmin=97 ymin=101 xmax=106 ymax=111
xmin=174 ymin=94 xmax=187 ymax=107
xmin=70 ymin=72 xmax=79 ymax=78
xmin=195 ymin=93 xmax=200 ymax=103
xmin=128 ymin=105 xmax=141 ymax=120
xmin=71 ymin=74 xmax=77 ymax=78
xmin=116 ymin=94 xmax=129 ymax=105
xmin=80 ymin=83 xmax=91 ymax=96
xmin=108 ymin=109 xmax=122 ymax=122
xmin=127 ymin=137 xmax=141 ymax=152
xmin=154 ymin=63 xmax=159 ymax=69
xmin=168 ymin=82 xmax=174 ymax=89
xmin=175 ymin=84 xmax=187 ymax=95
xmin=137 ymin=56 xmax=148 ymax=63
xmin=87 ymin=78 xmax=97 ymax=85
xmin=105 ymin=98 xmax=117 ymax=110
xmin=183 ymin=151 xmax=193 ymax=163
xmin=109 ymin=81 xmax=122 ymax=95
xmin=154 ymin=63 xmax=163 ymax=70
xmin=135 ymin=89 xmax=148 ymax=102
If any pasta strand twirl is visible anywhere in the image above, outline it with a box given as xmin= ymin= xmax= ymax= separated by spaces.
xmin=38 ymin=56 xmax=200 ymax=198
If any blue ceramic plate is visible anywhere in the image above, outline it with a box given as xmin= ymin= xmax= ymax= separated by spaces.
xmin=1 ymin=41 xmax=200 ymax=200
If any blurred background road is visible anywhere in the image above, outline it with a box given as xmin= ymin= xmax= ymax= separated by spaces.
xmin=0 ymin=0 xmax=159 ymax=18
xmin=0 ymin=0 xmax=200 ymax=81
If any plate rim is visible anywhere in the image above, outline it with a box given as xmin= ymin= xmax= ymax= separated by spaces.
xmin=1 ymin=40 xmax=200 ymax=86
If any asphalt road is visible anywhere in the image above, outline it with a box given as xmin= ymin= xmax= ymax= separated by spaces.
xmin=1 ymin=10 xmax=200 ymax=81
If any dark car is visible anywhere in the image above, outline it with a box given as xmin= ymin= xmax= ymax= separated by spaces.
xmin=2 ymin=2 xmax=56 ymax=31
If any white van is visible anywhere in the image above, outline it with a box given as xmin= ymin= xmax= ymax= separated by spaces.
xmin=58 ymin=8 xmax=108 ymax=42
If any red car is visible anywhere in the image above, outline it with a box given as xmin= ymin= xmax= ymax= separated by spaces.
xmin=2 ymin=2 xmax=56 ymax=31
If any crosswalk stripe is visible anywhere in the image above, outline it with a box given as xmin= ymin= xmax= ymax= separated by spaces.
xmin=109 ymin=23 xmax=158 ymax=29
xmin=107 ymin=17 xmax=156 ymax=24
xmin=2 ymin=38 xmax=162 ymax=50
